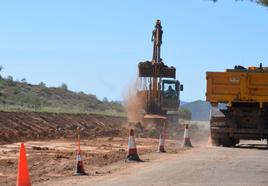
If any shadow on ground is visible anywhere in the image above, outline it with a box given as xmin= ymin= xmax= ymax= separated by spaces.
xmin=236 ymin=142 xmax=268 ymax=150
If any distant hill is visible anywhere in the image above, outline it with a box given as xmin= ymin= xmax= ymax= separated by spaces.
xmin=180 ymin=101 xmax=189 ymax=106
xmin=181 ymin=100 xmax=211 ymax=121
xmin=0 ymin=78 xmax=124 ymax=115
xmin=0 ymin=76 xmax=220 ymax=119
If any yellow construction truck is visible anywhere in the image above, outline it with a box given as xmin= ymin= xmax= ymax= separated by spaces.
xmin=206 ymin=64 xmax=268 ymax=147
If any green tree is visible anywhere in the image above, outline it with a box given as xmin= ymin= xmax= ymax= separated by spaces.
xmin=21 ymin=78 xmax=27 ymax=83
xmin=6 ymin=75 xmax=15 ymax=86
xmin=7 ymin=75 xmax=13 ymax=82
xmin=102 ymin=97 xmax=109 ymax=103
xmin=39 ymin=82 xmax=46 ymax=87
xmin=0 ymin=65 xmax=3 ymax=79
xmin=211 ymin=0 xmax=268 ymax=7
xmin=59 ymin=83 xmax=68 ymax=91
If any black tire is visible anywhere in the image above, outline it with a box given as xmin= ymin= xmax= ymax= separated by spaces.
xmin=221 ymin=138 xmax=231 ymax=147
xmin=230 ymin=138 xmax=237 ymax=147
xmin=235 ymin=138 xmax=240 ymax=145
xmin=211 ymin=137 xmax=221 ymax=146
xmin=221 ymin=137 xmax=236 ymax=147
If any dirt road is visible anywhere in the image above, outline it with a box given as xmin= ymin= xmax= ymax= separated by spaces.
xmin=38 ymin=141 xmax=268 ymax=186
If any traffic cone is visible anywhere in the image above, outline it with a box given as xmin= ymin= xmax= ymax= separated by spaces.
xmin=74 ymin=128 xmax=87 ymax=176
xmin=127 ymin=129 xmax=141 ymax=161
xmin=207 ymin=135 xmax=212 ymax=146
xmin=157 ymin=134 xmax=166 ymax=153
xmin=16 ymin=143 xmax=31 ymax=186
xmin=182 ymin=124 xmax=192 ymax=147
xmin=74 ymin=150 xmax=87 ymax=176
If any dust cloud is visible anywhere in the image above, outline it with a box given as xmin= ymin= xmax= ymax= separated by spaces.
xmin=123 ymin=76 xmax=144 ymax=123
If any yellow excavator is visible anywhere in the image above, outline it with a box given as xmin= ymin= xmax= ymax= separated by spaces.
xmin=137 ymin=20 xmax=183 ymax=124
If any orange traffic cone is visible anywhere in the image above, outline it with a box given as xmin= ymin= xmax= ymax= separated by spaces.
xmin=127 ymin=129 xmax=141 ymax=161
xmin=207 ymin=135 xmax=212 ymax=146
xmin=157 ymin=134 xmax=166 ymax=153
xmin=74 ymin=128 xmax=87 ymax=176
xmin=182 ymin=124 xmax=192 ymax=147
xmin=16 ymin=143 xmax=31 ymax=186
xmin=74 ymin=150 xmax=87 ymax=175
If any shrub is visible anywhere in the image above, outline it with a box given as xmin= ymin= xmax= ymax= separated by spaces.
xmin=59 ymin=83 xmax=68 ymax=91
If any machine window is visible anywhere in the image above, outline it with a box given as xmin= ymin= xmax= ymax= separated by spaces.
xmin=164 ymin=83 xmax=177 ymax=97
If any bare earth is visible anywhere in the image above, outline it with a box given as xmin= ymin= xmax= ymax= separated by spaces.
xmin=1 ymin=112 xmax=267 ymax=186
xmin=0 ymin=138 xmax=182 ymax=186
xmin=0 ymin=111 xmax=209 ymax=186
xmin=37 ymin=141 xmax=268 ymax=186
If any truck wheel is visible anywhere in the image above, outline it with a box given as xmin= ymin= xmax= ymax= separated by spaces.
xmin=211 ymin=137 xmax=221 ymax=146
xmin=221 ymin=137 xmax=236 ymax=147
xmin=221 ymin=139 xmax=231 ymax=147
xmin=230 ymin=138 xmax=237 ymax=147
xmin=235 ymin=138 xmax=240 ymax=145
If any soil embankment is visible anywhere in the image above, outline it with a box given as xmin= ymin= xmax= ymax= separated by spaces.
xmin=0 ymin=112 xmax=128 ymax=145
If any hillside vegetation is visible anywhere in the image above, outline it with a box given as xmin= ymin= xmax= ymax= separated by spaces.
xmin=0 ymin=67 xmax=194 ymax=119
xmin=0 ymin=77 xmax=124 ymax=116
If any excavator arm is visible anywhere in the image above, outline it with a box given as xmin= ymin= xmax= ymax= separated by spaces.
xmin=138 ymin=20 xmax=176 ymax=79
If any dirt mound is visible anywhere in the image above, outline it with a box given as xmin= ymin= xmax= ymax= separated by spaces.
xmin=0 ymin=112 xmax=128 ymax=145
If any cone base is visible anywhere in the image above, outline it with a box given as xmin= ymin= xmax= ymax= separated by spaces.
xmin=182 ymin=138 xmax=193 ymax=148
xmin=74 ymin=172 xmax=88 ymax=176
xmin=127 ymin=154 xmax=142 ymax=162
xmin=157 ymin=150 xmax=166 ymax=153
xmin=74 ymin=161 xmax=87 ymax=176
xmin=157 ymin=146 xmax=166 ymax=153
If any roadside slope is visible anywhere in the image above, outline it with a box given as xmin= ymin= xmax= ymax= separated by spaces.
xmin=0 ymin=78 xmax=123 ymax=114
xmin=0 ymin=111 xmax=127 ymax=144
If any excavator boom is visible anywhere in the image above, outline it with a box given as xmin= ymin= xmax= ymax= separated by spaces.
xmin=138 ymin=20 xmax=176 ymax=79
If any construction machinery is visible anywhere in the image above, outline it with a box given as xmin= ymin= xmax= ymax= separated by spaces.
xmin=206 ymin=64 xmax=268 ymax=147
xmin=137 ymin=20 xmax=183 ymax=124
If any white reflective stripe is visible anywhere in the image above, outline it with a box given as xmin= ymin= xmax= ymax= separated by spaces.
xmin=128 ymin=136 xmax=136 ymax=149
xmin=209 ymin=108 xmax=212 ymax=120
xmin=184 ymin=128 xmax=189 ymax=138
xmin=77 ymin=154 xmax=82 ymax=161
xmin=159 ymin=138 xmax=164 ymax=146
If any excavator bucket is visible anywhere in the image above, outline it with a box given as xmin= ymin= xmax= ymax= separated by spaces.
xmin=138 ymin=61 xmax=176 ymax=78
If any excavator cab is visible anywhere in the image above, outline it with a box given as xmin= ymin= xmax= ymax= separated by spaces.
xmin=161 ymin=80 xmax=182 ymax=111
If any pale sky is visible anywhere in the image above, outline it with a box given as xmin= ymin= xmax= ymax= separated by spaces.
xmin=0 ymin=1 xmax=267 ymax=102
